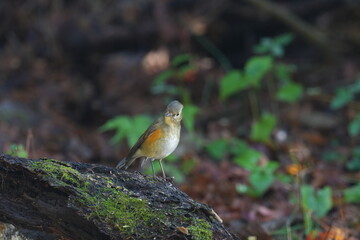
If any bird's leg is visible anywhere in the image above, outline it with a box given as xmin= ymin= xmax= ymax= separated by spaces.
xmin=158 ymin=159 xmax=166 ymax=179
xmin=150 ymin=158 xmax=156 ymax=178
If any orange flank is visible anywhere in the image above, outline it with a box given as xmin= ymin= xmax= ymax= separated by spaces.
xmin=144 ymin=128 xmax=163 ymax=146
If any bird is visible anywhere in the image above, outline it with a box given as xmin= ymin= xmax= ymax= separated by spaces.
xmin=116 ymin=100 xmax=183 ymax=179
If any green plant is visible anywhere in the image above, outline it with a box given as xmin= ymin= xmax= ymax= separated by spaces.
xmin=250 ymin=113 xmax=277 ymax=143
xmin=100 ymin=115 xmax=153 ymax=146
xmin=205 ymin=139 xmax=229 ymax=161
xmin=344 ymin=183 xmax=360 ymax=204
xmin=300 ymin=185 xmax=333 ymax=234
xmin=330 ymin=76 xmax=360 ymax=137
xmin=219 ymin=56 xmax=273 ymax=100
xmin=236 ymin=160 xmax=279 ymax=197
xmin=330 ymin=77 xmax=360 ymax=110
xmin=253 ymin=33 xmax=294 ymax=57
xmin=219 ymin=34 xmax=302 ymax=146
xmin=347 ymin=147 xmax=360 ymax=171
xmin=6 ymin=144 xmax=28 ymax=158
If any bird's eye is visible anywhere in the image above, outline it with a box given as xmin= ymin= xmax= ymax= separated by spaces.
xmin=176 ymin=113 xmax=179 ymax=116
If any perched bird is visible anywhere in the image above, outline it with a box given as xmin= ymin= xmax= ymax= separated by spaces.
xmin=116 ymin=100 xmax=183 ymax=179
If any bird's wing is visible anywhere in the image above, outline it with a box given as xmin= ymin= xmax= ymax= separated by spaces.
xmin=126 ymin=117 xmax=162 ymax=159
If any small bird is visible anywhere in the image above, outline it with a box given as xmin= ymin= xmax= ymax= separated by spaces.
xmin=116 ymin=100 xmax=183 ymax=179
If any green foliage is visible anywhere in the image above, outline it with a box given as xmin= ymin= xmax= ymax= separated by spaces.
xmin=153 ymin=53 xmax=194 ymax=85
xmin=219 ymin=70 xmax=245 ymax=100
xmin=219 ymin=56 xmax=273 ymax=100
xmin=244 ymin=56 xmax=273 ymax=88
xmin=6 ymin=144 xmax=28 ymax=158
xmin=348 ymin=113 xmax=360 ymax=137
xmin=236 ymin=161 xmax=279 ymax=197
xmin=330 ymin=88 xmax=353 ymax=109
xmin=205 ymin=139 xmax=229 ymax=161
xmin=330 ymin=77 xmax=360 ymax=110
xmin=250 ymin=113 xmax=277 ymax=143
xmin=100 ymin=115 xmax=153 ymax=146
xmin=182 ymin=104 xmax=200 ymax=133
xmin=347 ymin=147 xmax=360 ymax=171
xmin=253 ymin=33 xmax=294 ymax=57
xmin=275 ymin=63 xmax=297 ymax=82
xmin=344 ymin=184 xmax=360 ymax=203
xmin=300 ymin=185 xmax=333 ymax=218
xmin=232 ymin=139 xmax=279 ymax=197
xmin=171 ymin=54 xmax=192 ymax=67
xmin=153 ymin=70 xmax=175 ymax=86
xmin=276 ymin=81 xmax=303 ymax=103
xmin=232 ymin=141 xmax=262 ymax=170
xmin=322 ymin=150 xmax=344 ymax=162
xmin=300 ymin=185 xmax=332 ymax=234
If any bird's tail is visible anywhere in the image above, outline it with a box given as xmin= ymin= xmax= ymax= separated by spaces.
xmin=116 ymin=158 xmax=127 ymax=169
xmin=116 ymin=157 xmax=137 ymax=169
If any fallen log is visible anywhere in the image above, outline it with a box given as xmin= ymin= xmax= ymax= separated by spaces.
xmin=0 ymin=154 xmax=236 ymax=240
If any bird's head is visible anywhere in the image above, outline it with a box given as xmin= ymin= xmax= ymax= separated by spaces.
xmin=164 ymin=100 xmax=183 ymax=123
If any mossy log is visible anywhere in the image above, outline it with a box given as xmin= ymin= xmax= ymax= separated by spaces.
xmin=0 ymin=154 xmax=236 ymax=240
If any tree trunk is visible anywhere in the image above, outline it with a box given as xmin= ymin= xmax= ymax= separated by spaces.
xmin=0 ymin=154 xmax=236 ymax=240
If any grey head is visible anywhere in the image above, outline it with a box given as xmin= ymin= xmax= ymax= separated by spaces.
xmin=165 ymin=100 xmax=183 ymax=122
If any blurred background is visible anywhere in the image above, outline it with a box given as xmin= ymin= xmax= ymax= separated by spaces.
xmin=1 ymin=0 xmax=360 ymax=239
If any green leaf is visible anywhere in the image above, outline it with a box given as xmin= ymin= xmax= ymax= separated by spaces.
xmin=100 ymin=115 xmax=153 ymax=146
xmin=300 ymin=185 xmax=332 ymax=218
xmin=322 ymin=150 xmax=344 ymax=162
xmin=205 ymin=139 xmax=229 ymax=161
xmin=344 ymin=184 xmax=360 ymax=203
xmin=176 ymin=64 xmax=194 ymax=78
xmin=330 ymin=88 xmax=353 ymax=110
xmin=130 ymin=116 xmax=154 ymax=146
xmin=348 ymin=77 xmax=360 ymax=94
xmin=346 ymin=147 xmax=360 ymax=171
xmin=316 ymin=187 xmax=333 ymax=217
xmin=265 ymin=161 xmax=279 ymax=173
xmin=233 ymin=149 xmax=262 ymax=170
xmin=182 ymin=104 xmax=200 ymax=132
xmin=220 ymin=70 xmax=247 ymax=100
xmin=244 ymin=56 xmax=273 ymax=88
xmin=171 ymin=54 xmax=192 ymax=67
xmin=231 ymin=140 xmax=262 ymax=170
xmin=250 ymin=113 xmax=277 ymax=143
xmin=153 ymin=70 xmax=175 ymax=86
xmin=253 ymin=33 xmax=294 ymax=57
xmin=274 ymin=33 xmax=294 ymax=46
xmin=348 ymin=113 xmax=360 ymax=137
xmin=275 ymin=63 xmax=296 ymax=82
xmin=276 ymin=81 xmax=303 ymax=103
xmin=248 ymin=169 xmax=274 ymax=197
xmin=276 ymin=173 xmax=292 ymax=183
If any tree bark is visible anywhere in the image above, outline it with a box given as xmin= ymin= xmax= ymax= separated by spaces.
xmin=0 ymin=154 xmax=236 ymax=240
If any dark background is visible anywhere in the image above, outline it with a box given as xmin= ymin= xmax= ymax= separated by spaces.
xmin=0 ymin=0 xmax=359 ymax=239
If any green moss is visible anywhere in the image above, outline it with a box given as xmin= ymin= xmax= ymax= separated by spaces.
xmin=27 ymin=159 xmax=214 ymax=239
xmin=27 ymin=158 xmax=166 ymax=238
xmin=29 ymin=159 xmax=87 ymax=188
xmin=188 ymin=218 xmax=213 ymax=240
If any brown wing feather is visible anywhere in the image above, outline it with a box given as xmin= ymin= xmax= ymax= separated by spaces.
xmin=126 ymin=117 xmax=162 ymax=159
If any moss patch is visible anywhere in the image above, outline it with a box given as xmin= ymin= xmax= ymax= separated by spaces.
xmin=188 ymin=218 xmax=213 ymax=240
xmin=27 ymin=159 xmax=215 ymax=239
xmin=28 ymin=159 xmax=166 ymax=238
